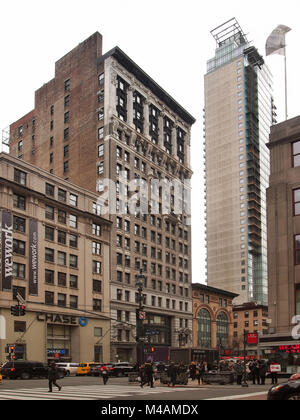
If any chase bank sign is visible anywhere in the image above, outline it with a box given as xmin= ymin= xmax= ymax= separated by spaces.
xmin=37 ymin=313 xmax=88 ymax=327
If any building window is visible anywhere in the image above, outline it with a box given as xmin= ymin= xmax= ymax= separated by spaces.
xmin=45 ymin=291 xmax=54 ymax=305
xmin=116 ymin=76 xmax=127 ymax=122
xmin=45 ymin=205 xmax=54 ymax=220
xmin=57 ymin=251 xmax=66 ymax=266
xmin=69 ymin=234 xmax=78 ymax=248
xmin=45 ymin=270 xmax=55 ymax=285
xmin=64 ymin=95 xmax=70 ymax=107
xmin=69 ymin=214 xmax=77 ymax=229
xmin=292 ymin=141 xmax=300 ymax=167
xmin=58 ymin=272 xmax=66 ymax=287
xmin=13 ymin=239 xmax=26 ymax=256
xmin=13 ymin=263 xmax=26 ymax=279
xmin=13 ymin=216 xmax=26 ymax=233
xmin=64 ymin=79 xmax=70 ymax=92
xmin=70 ymin=275 xmax=78 ymax=289
xmin=58 ymin=188 xmax=67 ymax=203
xmin=69 ymin=194 xmax=78 ymax=207
xmin=98 ymin=73 xmax=104 ymax=86
xmin=69 ymin=254 xmax=78 ymax=269
xmin=93 ymin=299 xmax=102 ymax=312
xmin=14 ymin=169 xmax=27 ymax=186
xmin=98 ymin=144 xmax=104 ymax=157
xmin=93 ymin=261 xmax=101 ymax=274
xmin=197 ymin=309 xmax=211 ymax=349
xmin=58 ymin=293 xmax=66 ymax=307
xmin=296 ymin=284 xmax=300 ymax=315
xmin=295 ymin=235 xmax=300 ymax=265
xmin=70 ymin=295 xmax=78 ymax=309
xmin=46 ymin=183 xmax=55 ymax=197
xmin=293 ymin=189 xmax=300 ymax=216
xmin=93 ymin=241 xmax=102 ymax=255
xmin=98 ymin=108 xmax=104 ymax=121
xmin=45 ymin=248 xmax=55 ymax=263
xmin=45 ymin=226 xmax=55 ymax=242
xmin=13 ymin=193 xmax=26 ymax=210
xmin=93 ymin=279 xmax=102 ymax=293
xmin=217 ymin=312 xmax=229 ymax=348
xmin=93 ymin=223 xmax=101 ymax=236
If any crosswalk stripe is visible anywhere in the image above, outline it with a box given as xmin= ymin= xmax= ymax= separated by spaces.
xmin=0 ymin=385 xmax=200 ymax=400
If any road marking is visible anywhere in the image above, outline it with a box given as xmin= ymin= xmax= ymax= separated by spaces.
xmin=0 ymin=385 xmax=200 ymax=400
xmin=205 ymin=391 xmax=268 ymax=400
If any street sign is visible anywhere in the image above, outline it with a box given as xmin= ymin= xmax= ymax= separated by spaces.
xmin=145 ymin=329 xmax=160 ymax=336
xmin=247 ymin=333 xmax=258 ymax=345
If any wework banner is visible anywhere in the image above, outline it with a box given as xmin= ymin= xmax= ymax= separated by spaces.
xmin=1 ymin=210 xmax=13 ymax=291
xmin=29 ymin=219 xmax=38 ymax=295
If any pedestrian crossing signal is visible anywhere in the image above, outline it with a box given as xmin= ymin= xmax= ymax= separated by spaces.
xmin=19 ymin=305 xmax=26 ymax=316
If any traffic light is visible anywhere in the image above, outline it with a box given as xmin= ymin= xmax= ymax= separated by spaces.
xmin=19 ymin=305 xmax=26 ymax=316
xmin=11 ymin=305 xmax=20 ymax=316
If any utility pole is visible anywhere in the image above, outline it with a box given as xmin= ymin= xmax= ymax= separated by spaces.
xmin=242 ymin=330 xmax=249 ymax=387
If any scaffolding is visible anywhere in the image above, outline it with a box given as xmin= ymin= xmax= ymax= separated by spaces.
xmin=210 ymin=17 xmax=248 ymax=48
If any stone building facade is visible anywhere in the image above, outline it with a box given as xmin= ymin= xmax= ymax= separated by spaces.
xmin=8 ymin=32 xmax=196 ymax=363
xmin=0 ymin=153 xmax=111 ymax=363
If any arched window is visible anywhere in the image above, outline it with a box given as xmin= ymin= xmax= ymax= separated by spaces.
xmin=197 ymin=309 xmax=211 ymax=349
xmin=217 ymin=312 xmax=229 ymax=349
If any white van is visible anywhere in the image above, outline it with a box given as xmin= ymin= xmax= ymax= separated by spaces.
xmin=55 ymin=362 xmax=79 ymax=376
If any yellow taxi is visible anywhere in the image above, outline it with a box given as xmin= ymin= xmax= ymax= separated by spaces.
xmin=0 ymin=373 xmax=2 ymax=384
xmin=76 ymin=362 xmax=98 ymax=376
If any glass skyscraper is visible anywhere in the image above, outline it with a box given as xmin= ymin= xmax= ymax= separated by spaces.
xmin=204 ymin=18 xmax=276 ymax=305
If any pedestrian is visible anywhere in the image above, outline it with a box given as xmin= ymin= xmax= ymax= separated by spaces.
xmin=196 ymin=362 xmax=205 ymax=385
xmin=189 ymin=362 xmax=197 ymax=381
xmin=259 ymin=360 xmax=267 ymax=385
xmin=253 ymin=360 xmax=260 ymax=385
xmin=167 ymin=362 xmax=178 ymax=388
xmin=234 ymin=361 xmax=243 ymax=385
xmin=142 ymin=360 xmax=154 ymax=388
xmin=269 ymin=361 xmax=280 ymax=385
xmin=48 ymin=361 xmax=62 ymax=393
xmin=100 ymin=365 xmax=109 ymax=385
xmin=139 ymin=363 xmax=145 ymax=388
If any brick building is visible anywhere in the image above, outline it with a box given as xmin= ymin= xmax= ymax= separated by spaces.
xmin=192 ymin=283 xmax=238 ymax=362
xmin=8 ymin=32 xmax=196 ymax=362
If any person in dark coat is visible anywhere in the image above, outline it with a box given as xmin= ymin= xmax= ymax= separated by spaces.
xmin=234 ymin=361 xmax=244 ymax=385
xmin=48 ymin=362 xmax=62 ymax=392
xmin=141 ymin=360 xmax=154 ymax=388
xmin=189 ymin=362 xmax=197 ymax=381
xmin=259 ymin=360 xmax=267 ymax=385
xmin=167 ymin=362 xmax=178 ymax=387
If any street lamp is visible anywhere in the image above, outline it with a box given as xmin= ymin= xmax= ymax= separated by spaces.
xmin=136 ymin=269 xmax=146 ymax=365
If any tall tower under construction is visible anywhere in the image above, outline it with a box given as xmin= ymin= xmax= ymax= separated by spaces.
xmin=204 ymin=18 xmax=276 ymax=305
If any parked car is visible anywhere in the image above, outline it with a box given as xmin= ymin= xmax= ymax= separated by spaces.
xmin=109 ymin=362 xmax=134 ymax=377
xmin=268 ymin=379 xmax=300 ymax=400
xmin=0 ymin=361 xmax=66 ymax=380
xmin=55 ymin=362 xmax=79 ymax=376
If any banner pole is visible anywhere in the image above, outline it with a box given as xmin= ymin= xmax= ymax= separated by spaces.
xmin=284 ymin=45 xmax=288 ymax=120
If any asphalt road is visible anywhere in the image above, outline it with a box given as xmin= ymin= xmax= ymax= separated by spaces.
xmin=0 ymin=375 xmax=272 ymax=400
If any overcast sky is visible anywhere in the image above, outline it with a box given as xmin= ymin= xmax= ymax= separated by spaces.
xmin=0 ymin=0 xmax=299 ymax=284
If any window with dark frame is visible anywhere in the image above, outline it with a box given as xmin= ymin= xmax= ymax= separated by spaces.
xmin=149 ymin=104 xmax=159 ymax=145
xmin=292 ymin=141 xmax=300 ymax=168
xmin=133 ymin=91 xmax=144 ymax=133
xmin=13 ymin=193 xmax=26 ymax=210
xmin=295 ymin=234 xmax=300 ymax=265
xmin=116 ymin=76 xmax=128 ymax=122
